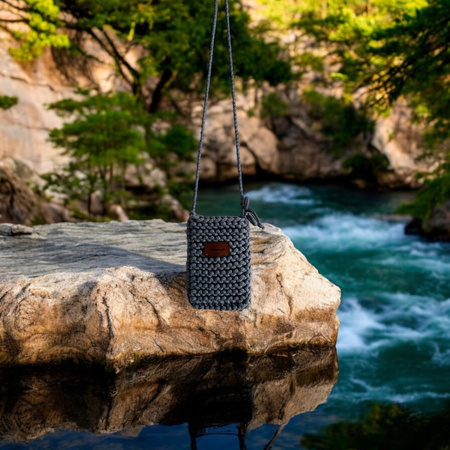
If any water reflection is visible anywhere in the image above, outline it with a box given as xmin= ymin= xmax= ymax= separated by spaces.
xmin=0 ymin=348 xmax=337 ymax=447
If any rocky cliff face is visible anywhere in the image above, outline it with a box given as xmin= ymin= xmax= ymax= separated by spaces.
xmin=191 ymin=86 xmax=427 ymax=189
xmin=0 ymin=46 xmax=66 ymax=174
xmin=0 ymin=36 xmax=426 ymax=189
xmin=371 ymin=102 xmax=429 ymax=188
xmin=0 ymin=157 xmax=72 ymax=225
xmin=0 ymin=35 xmax=121 ymax=174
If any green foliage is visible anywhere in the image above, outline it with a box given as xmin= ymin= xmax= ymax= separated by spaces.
xmin=297 ymin=52 xmax=325 ymax=74
xmin=146 ymin=123 xmax=197 ymax=184
xmin=42 ymin=169 xmax=87 ymax=207
xmin=0 ymin=95 xmax=18 ymax=110
xmin=146 ymin=124 xmax=197 ymax=204
xmin=167 ymin=177 xmax=193 ymax=208
xmin=47 ymin=91 xmax=146 ymax=213
xmin=301 ymin=402 xmax=450 ymax=450
xmin=158 ymin=125 xmax=197 ymax=157
xmin=397 ymin=163 xmax=450 ymax=220
xmin=260 ymin=92 xmax=288 ymax=119
xmin=0 ymin=0 xmax=293 ymax=111
xmin=254 ymin=0 xmax=302 ymax=30
xmin=289 ymin=0 xmax=449 ymax=215
xmin=303 ymin=89 xmax=374 ymax=154
xmin=132 ymin=0 xmax=294 ymax=106
xmin=289 ymin=0 xmax=449 ymax=149
xmin=343 ymin=152 xmax=389 ymax=183
xmin=365 ymin=0 xmax=450 ymax=217
xmin=4 ymin=0 xmax=70 ymax=60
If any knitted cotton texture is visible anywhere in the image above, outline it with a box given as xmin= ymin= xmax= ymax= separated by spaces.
xmin=186 ymin=213 xmax=251 ymax=310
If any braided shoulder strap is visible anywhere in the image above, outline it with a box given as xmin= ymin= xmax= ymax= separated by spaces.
xmin=191 ymin=0 xmax=263 ymax=229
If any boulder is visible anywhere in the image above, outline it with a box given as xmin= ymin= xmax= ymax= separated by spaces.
xmin=0 ymin=157 xmax=72 ymax=225
xmin=0 ymin=220 xmax=340 ymax=369
xmin=371 ymin=102 xmax=431 ymax=189
xmin=0 ymin=348 xmax=338 ymax=441
xmin=405 ymin=200 xmax=450 ymax=242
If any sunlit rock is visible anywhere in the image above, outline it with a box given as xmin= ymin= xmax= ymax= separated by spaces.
xmin=0 ymin=220 xmax=340 ymax=369
xmin=405 ymin=200 xmax=450 ymax=242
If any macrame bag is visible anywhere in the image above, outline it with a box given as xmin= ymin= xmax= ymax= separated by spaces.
xmin=186 ymin=0 xmax=264 ymax=311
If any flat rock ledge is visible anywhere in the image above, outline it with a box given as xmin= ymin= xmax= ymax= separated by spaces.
xmin=0 ymin=220 xmax=340 ymax=370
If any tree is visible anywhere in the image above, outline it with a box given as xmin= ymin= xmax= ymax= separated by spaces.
xmin=279 ymin=0 xmax=449 ymax=215
xmin=0 ymin=0 xmax=293 ymax=113
xmin=0 ymin=0 xmax=70 ymax=60
xmin=340 ymin=0 xmax=450 ymax=217
xmin=47 ymin=91 xmax=146 ymax=214
xmin=370 ymin=0 xmax=450 ymax=219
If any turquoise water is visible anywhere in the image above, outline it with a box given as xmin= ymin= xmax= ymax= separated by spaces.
xmin=2 ymin=182 xmax=449 ymax=449
xmin=196 ymin=181 xmax=450 ymax=444
xmin=243 ymin=182 xmax=450 ymax=412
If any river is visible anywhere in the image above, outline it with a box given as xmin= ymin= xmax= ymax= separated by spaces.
xmin=195 ymin=181 xmax=450 ymax=447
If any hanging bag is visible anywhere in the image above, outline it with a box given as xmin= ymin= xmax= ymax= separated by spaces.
xmin=186 ymin=0 xmax=264 ymax=311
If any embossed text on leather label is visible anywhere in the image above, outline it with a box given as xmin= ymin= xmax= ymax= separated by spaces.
xmin=204 ymin=241 xmax=230 ymax=257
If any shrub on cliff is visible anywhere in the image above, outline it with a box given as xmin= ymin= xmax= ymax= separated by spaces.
xmin=0 ymin=95 xmax=18 ymax=110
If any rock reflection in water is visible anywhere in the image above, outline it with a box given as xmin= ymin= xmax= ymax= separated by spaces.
xmin=0 ymin=348 xmax=338 ymax=446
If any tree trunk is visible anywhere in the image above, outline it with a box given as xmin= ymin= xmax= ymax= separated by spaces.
xmin=148 ymin=68 xmax=173 ymax=113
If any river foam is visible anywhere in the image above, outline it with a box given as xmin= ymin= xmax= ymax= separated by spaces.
xmin=245 ymin=182 xmax=450 ymax=412
xmin=246 ymin=184 xmax=315 ymax=205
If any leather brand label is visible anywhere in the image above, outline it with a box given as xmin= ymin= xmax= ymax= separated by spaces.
xmin=204 ymin=241 xmax=230 ymax=257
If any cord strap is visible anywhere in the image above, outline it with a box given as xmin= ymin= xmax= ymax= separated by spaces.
xmin=191 ymin=0 xmax=263 ymax=229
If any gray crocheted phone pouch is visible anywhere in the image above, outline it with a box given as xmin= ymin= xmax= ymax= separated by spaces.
xmin=186 ymin=214 xmax=251 ymax=310
xmin=185 ymin=0 xmax=264 ymax=311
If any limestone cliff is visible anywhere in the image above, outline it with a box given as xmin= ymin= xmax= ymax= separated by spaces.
xmin=0 ymin=34 xmax=426 ymax=189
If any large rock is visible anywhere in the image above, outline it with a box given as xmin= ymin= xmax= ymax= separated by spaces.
xmin=191 ymin=91 xmax=426 ymax=188
xmin=371 ymin=102 xmax=430 ymax=188
xmin=0 ymin=157 xmax=72 ymax=225
xmin=0 ymin=220 xmax=340 ymax=370
xmin=0 ymin=36 xmax=120 ymax=174
xmin=191 ymin=102 xmax=261 ymax=181
xmin=191 ymin=93 xmax=346 ymax=183
xmin=405 ymin=200 xmax=450 ymax=242
xmin=0 ymin=348 xmax=337 ymax=442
